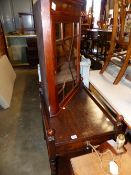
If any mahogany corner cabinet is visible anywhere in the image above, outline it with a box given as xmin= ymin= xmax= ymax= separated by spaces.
xmin=33 ymin=0 xmax=122 ymax=174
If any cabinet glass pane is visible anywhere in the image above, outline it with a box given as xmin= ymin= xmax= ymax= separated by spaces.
xmin=55 ymin=22 xmax=78 ymax=103
xmin=74 ymin=23 xmax=78 ymax=35
xmin=56 ymin=23 xmax=61 ymax=40
xmin=63 ymin=23 xmax=73 ymax=37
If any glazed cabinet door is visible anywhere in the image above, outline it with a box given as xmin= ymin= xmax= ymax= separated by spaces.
xmin=55 ymin=22 xmax=80 ymax=103
xmin=34 ymin=0 xmax=84 ymax=116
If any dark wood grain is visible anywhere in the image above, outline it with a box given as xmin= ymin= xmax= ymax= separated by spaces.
xmin=50 ymin=88 xmax=114 ymax=145
xmin=40 ymin=86 xmax=117 ymax=174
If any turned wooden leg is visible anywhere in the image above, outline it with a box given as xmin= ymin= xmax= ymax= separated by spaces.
xmin=50 ymin=158 xmax=57 ymax=175
xmin=115 ymin=114 xmax=124 ymax=137
xmin=47 ymin=129 xmax=57 ymax=175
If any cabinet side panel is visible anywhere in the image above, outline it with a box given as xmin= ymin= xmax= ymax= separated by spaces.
xmin=33 ymin=1 xmax=50 ymax=109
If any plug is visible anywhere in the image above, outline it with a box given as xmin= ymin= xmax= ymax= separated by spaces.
xmin=109 ymin=161 xmax=118 ymax=175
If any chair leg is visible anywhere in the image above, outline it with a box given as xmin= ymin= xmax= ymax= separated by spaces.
xmin=113 ymin=50 xmax=131 ymax=84
xmin=99 ymin=51 xmax=113 ymax=74
xmin=113 ymin=63 xmax=128 ymax=84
